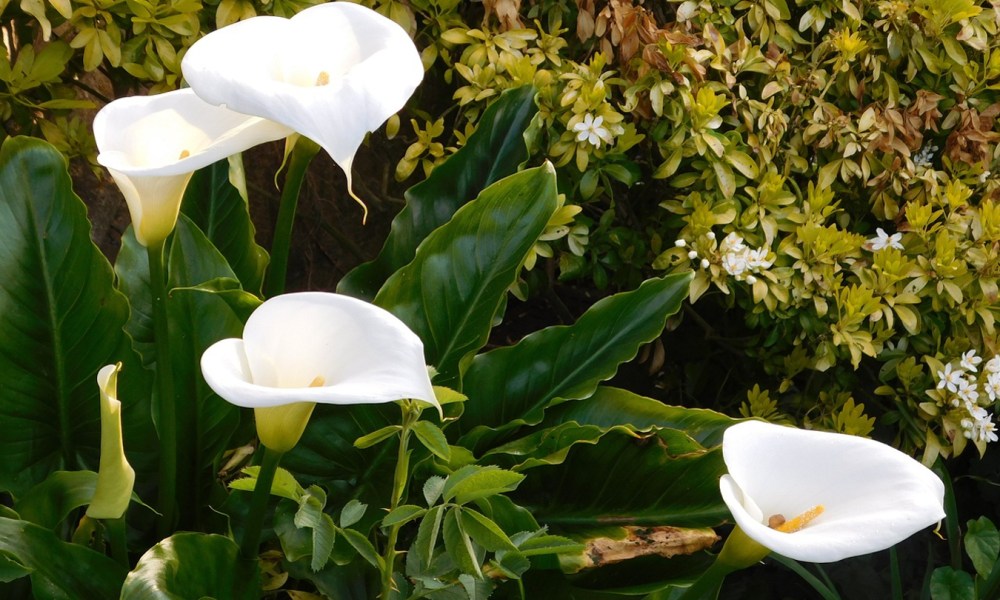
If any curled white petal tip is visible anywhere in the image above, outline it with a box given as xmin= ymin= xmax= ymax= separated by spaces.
xmin=181 ymin=2 xmax=423 ymax=190
xmin=201 ymin=292 xmax=439 ymax=413
xmin=94 ymin=88 xmax=290 ymax=246
xmin=720 ymin=420 xmax=945 ymax=563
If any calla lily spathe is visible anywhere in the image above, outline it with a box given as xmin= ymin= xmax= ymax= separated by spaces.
xmin=201 ymin=292 xmax=439 ymax=452
xmin=180 ymin=2 xmax=423 ymax=204
xmin=94 ymin=88 xmax=290 ymax=246
xmin=719 ymin=420 xmax=945 ymax=563
xmin=87 ymin=363 xmax=135 ymax=520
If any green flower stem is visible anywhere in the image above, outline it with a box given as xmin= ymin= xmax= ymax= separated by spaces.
xmin=106 ymin=517 xmax=128 ymax=568
xmin=678 ymin=526 xmax=770 ymax=600
xmin=380 ymin=402 xmax=420 ymax=599
xmin=148 ymin=240 xmax=178 ymax=536
xmin=264 ymin=136 xmax=320 ymax=298
xmin=240 ymin=446 xmax=284 ymax=560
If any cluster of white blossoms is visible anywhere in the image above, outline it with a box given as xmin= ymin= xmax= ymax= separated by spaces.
xmin=716 ymin=232 xmax=773 ymax=284
xmin=675 ymin=231 xmax=773 ymax=285
xmin=935 ymin=350 xmax=1000 ymax=444
xmin=865 ymin=227 xmax=904 ymax=252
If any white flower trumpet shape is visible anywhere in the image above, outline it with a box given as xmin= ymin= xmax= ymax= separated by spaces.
xmin=87 ymin=363 xmax=135 ymax=520
xmin=719 ymin=420 xmax=945 ymax=563
xmin=201 ymin=292 xmax=439 ymax=452
xmin=180 ymin=2 xmax=424 ymax=210
xmin=94 ymin=88 xmax=291 ymax=246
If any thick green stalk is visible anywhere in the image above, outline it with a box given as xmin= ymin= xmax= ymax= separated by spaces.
xmin=264 ymin=137 xmax=320 ymax=298
xmin=678 ymin=526 xmax=770 ymax=600
xmin=240 ymin=447 xmax=284 ymax=560
xmin=106 ymin=517 xmax=128 ymax=568
xmin=677 ymin=560 xmax=735 ymax=600
xmin=148 ymin=240 xmax=178 ymax=536
xmin=380 ymin=404 xmax=419 ymax=599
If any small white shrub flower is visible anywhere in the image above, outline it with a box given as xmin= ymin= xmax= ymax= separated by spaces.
xmin=961 ymin=350 xmax=982 ymax=373
xmin=937 ymin=364 xmax=965 ymax=394
xmin=573 ymin=113 xmax=613 ymax=148
xmin=866 ymin=228 xmax=903 ymax=251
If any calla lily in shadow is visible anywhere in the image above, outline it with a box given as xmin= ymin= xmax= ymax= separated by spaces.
xmin=719 ymin=420 xmax=945 ymax=563
xmin=180 ymin=2 xmax=424 ymax=211
xmin=94 ymin=88 xmax=290 ymax=246
xmin=201 ymin=292 xmax=439 ymax=452
xmin=87 ymin=363 xmax=135 ymax=520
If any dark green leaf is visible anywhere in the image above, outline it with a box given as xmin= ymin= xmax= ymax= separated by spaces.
xmin=459 ymin=273 xmax=693 ymax=449
xmin=228 ymin=465 xmax=304 ymax=501
xmin=444 ymin=508 xmax=483 ymax=579
xmin=516 ymin=429 xmax=728 ymax=530
xmin=929 ymin=567 xmax=974 ymax=600
xmin=375 ymin=164 xmax=558 ymax=386
xmin=410 ymin=504 xmax=445 ymax=572
xmin=274 ymin=500 xmax=313 ymax=564
xmin=354 ymin=425 xmax=402 ymax=449
xmin=424 ymin=476 xmax=447 ymax=506
xmin=382 ymin=505 xmax=426 ymax=529
xmin=964 ymin=517 xmax=999 ymax=579
xmin=14 ymin=470 xmax=96 ymax=529
xmin=0 ymin=137 xmax=137 ymax=496
xmin=171 ymin=277 xmax=262 ymax=323
xmin=121 ymin=532 xmax=259 ymax=599
xmin=458 ymin=508 xmax=517 ymax=552
xmin=311 ymin=513 xmax=337 ymax=571
xmin=340 ymin=85 xmax=537 ymax=299
xmin=494 ymin=551 xmax=531 ymax=578
xmin=545 ymin=386 xmax=736 ymax=448
xmin=181 ymin=157 xmax=268 ymax=295
xmin=0 ymin=516 xmax=126 ymax=599
xmin=517 ymin=534 xmax=584 ymax=557
xmin=0 ymin=550 xmax=32 ymax=583
xmin=340 ymin=499 xmax=367 ymax=528
xmin=413 ymin=420 xmax=453 ymax=462
xmin=340 ymin=527 xmax=383 ymax=569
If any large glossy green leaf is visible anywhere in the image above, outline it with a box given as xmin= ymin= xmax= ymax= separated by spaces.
xmin=0 ymin=516 xmax=127 ymax=599
xmin=0 ymin=136 xmax=135 ymax=497
xmin=121 ymin=532 xmax=259 ymax=599
xmin=14 ymin=470 xmax=96 ymax=529
xmin=339 ymin=85 xmax=538 ymax=299
xmin=545 ymin=386 xmax=736 ymax=448
xmin=375 ymin=164 xmax=558 ymax=386
xmin=458 ymin=272 xmax=693 ymax=448
xmin=180 ymin=157 xmax=268 ymax=295
xmin=514 ymin=428 xmax=729 ymax=530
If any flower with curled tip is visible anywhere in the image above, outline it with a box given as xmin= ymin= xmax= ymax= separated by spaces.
xmin=200 ymin=292 xmax=439 ymax=453
xmin=87 ymin=363 xmax=135 ymax=520
xmin=181 ymin=2 xmax=424 ymax=215
xmin=719 ymin=420 xmax=945 ymax=564
xmin=94 ymin=88 xmax=291 ymax=246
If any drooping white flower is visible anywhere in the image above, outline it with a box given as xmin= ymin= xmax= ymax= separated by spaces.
xmin=181 ymin=2 xmax=424 ymax=202
xmin=937 ymin=364 xmax=965 ymax=393
xmin=865 ymin=227 xmax=904 ymax=252
xmin=94 ymin=89 xmax=290 ymax=246
xmin=719 ymin=421 xmax=944 ymax=563
xmin=572 ymin=113 xmax=614 ymax=148
xmin=201 ymin=292 xmax=439 ymax=452
xmin=960 ymin=350 xmax=982 ymax=373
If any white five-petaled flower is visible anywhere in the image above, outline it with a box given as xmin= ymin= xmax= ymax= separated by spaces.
xmin=181 ymin=2 xmax=424 ymax=210
xmin=572 ymin=113 xmax=613 ymax=148
xmin=937 ymin=364 xmax=965 ymax=393
xmin=986 ymin=356 xmax=1000 ymax=375
xmin=94 ymin=89 xmax=291 ymax=246
xmin=956 ymin=377 xmax=979 ymax=406
xmin=865 ymin=227 xmax=904 ymax=252
xmin=201 ymin=292 xmax=439 ymax=452
xmin=986 ymin=372 xmax=1000 ymax=402
xmin=961 ymin=350 xmax=983 ymax=373
xmin=719 ymin=421 xmax=945 ymax=563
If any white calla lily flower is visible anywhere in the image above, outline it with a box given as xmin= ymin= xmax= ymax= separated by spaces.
xmin=201 ymin=292 xmax=439 ymax=452
xmin=94 ymin=88 xmax=291 ymax=246
xmin=87 ymin=363 xmax=135 ymax=520
xmin=180 ymin=2 xmax=424 ymax=206
xmin=719 ymin=420 xmax=945 ymax=563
